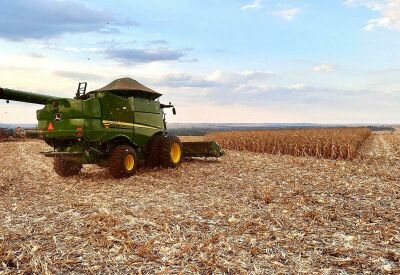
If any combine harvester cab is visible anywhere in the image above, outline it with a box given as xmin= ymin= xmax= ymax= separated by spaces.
xmin=0 ymin=78 xmax=224 ymax=178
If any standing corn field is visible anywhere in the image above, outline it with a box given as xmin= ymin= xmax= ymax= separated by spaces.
xmin=206 ymin=127 xmax=371 ymax=160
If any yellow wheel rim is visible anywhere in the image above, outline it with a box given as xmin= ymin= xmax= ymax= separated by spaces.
xmin=124 ymin=155 xmax=135 ymax=171
xmin=170 ymin=143 xmax=181 ymax=164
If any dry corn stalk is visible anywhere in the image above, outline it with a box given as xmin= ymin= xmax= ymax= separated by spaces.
xmin=207 ymin=127 xmax=371 ymax=160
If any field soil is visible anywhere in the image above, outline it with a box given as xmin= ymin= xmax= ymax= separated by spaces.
xmin=0 ymin=133 xmax=399 ymax=273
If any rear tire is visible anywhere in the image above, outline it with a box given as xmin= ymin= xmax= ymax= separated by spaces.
xmin=159 ymin=136 xmax=183 ymax=168
xmin=108 ymin=145 xmax=138 ymax=178
xmin=146 ymin=134 xmax=164 ymax=167
xmin=54 ymin=157 xmax=82 ymax=177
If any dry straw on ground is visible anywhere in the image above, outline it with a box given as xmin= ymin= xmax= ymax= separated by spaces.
xmin=0 ymin=129 xmax=27 ymax=143
xmin=0 ymin=131 xmax=399 ymax=273
xmin=207 ymin=127 xmax=371 ymax=160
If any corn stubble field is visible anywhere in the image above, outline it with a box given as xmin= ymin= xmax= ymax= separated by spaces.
xmin=1 ymin=128 xmax=399 ymax=274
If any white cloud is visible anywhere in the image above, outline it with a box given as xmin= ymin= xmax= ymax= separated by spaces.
xmin=344 ymin=0 xmax=400 ymax=31
xmin=206 ymin=70 xmax=274 ymax=92
xmin=313 ymin=64 xmax=335 ymax=72
xmin=144 ymin=70 xmax=273 ymax=91
xmin=288 ymin=83 xmax=306 ymax=90
xmin=1 ymin=65 xmax=400 ymax=124
xmin=150 ymin=72 xmax=219 ymax=88
xmin=44 ymin=45 xmax=101 ymax=53
xmin=274 ymin=8 xmax=302 ymax=20
xmin=105 ymin=47 xmax=185 ymax=64
xmin=0 ymin=0 xmax=135 ymax=41
xmin=241 ymin=0 xmax=263 ymax=10
xmin=241 ymin=2 xmax=301 ymax=21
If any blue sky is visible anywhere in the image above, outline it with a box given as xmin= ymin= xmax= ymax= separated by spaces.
xmin=0 ymin=0 xmax=400 ymax=123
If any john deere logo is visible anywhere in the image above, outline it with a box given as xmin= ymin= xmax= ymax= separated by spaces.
xmin=54 ymin=113 xmax=61 ymax=122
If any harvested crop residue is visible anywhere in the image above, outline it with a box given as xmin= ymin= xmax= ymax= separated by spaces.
xmin=0 ymin=136 xmax=399 ymax=273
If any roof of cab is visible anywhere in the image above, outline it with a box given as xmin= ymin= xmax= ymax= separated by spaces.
xmin=88 ymin=77 xmax=162 ymax=99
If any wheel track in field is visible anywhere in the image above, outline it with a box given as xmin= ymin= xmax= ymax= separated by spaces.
xmin=378 ymin=135 xmax=393 ymax=158
xmin=359 ymin=134 xmax=398 ymax=159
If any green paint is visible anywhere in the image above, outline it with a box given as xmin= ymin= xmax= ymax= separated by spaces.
xmin=0 ymin=82 xmax=224 ymax=165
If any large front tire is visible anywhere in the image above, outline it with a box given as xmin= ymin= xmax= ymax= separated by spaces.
xmin=108 ymin=145 xmax=138 ymax=178
xmin=54 ymin=157 xmax=82 ymax=177
xmin=159 ymin=136 xmax=183 ymax=168
xmin=146 ymin=134 xmax=164 ymax=167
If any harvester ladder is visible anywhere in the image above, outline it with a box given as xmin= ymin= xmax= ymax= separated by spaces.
xmin=76 ymin=82 xmax=87 ymax=98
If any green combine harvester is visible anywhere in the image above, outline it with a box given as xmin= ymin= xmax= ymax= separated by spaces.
xmin=0 ymin=78 xmax=224 ymax=178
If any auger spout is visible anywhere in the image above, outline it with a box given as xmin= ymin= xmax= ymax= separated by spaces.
xmin=0 ymin=87 xmax=60 ymax=105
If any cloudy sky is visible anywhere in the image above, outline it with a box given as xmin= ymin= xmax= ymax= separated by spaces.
xmin=0 ymin=0 xmax=399 ymax=124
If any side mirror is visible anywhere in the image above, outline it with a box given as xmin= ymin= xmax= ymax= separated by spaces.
xmin=172 ymin=107 xmax=176 ymax=115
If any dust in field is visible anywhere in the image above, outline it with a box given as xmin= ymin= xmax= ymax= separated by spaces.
xmin=1 ymin=139 xmax=400 ymax=273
